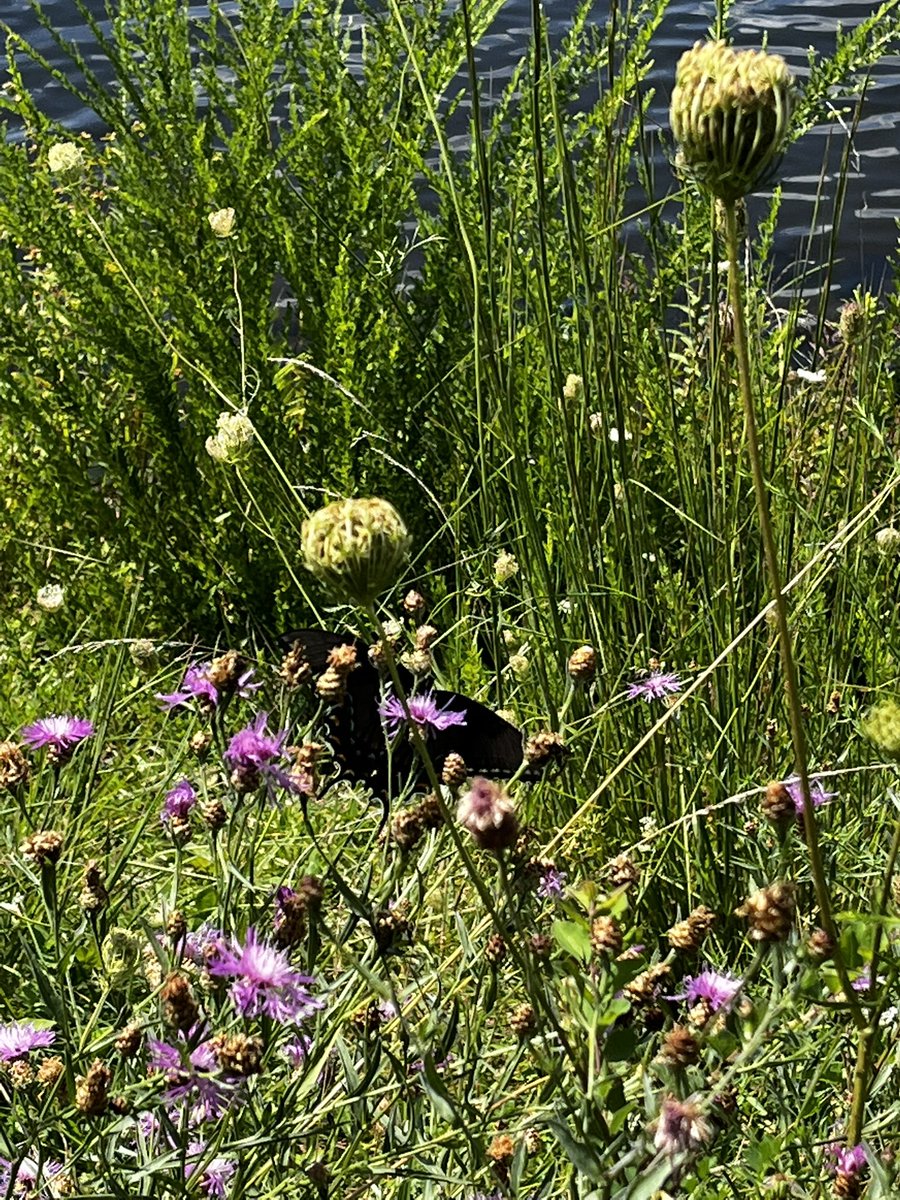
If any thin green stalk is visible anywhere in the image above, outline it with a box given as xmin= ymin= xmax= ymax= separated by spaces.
xmin=722 ymin=199 xmax=862 ymax=1028
xmin=846 ymin=799 xmax=900 ymax=1144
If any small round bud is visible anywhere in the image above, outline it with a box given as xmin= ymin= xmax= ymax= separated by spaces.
xmin=485 ymin=933 xmax=507 ymax=966
xmin=660 ymin=1026 xmax=701 ymax=1067
xmin=591 ymin=916 xmax=623 ymax=957
xmin=666 ymin=905 xmax=716 ymax=953
xmin=115 ymin=1023 xmax=143 ymax=1058
xmin=402 ymin=589 xmax=426 ymax=616
xmin=524 ymin=730 xmax=568 ymax=766
xmin=0 ymin=742 xmax=30 ymax=791
xmin=508 ymin=1004 xmax=536 ymax=1039
xmin=567 ymin=645 xmax=597 ymax=682
xmin=75 ymin=1059 xmax=111 ymax=1115
xmin=875 ymin=526 xmax=900 ymax=556
xmin=301 ymin=498 xmax=411 ymax=606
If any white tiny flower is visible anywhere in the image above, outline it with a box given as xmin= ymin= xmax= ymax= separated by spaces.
xmin=47 ymin=141 xmax=84 ymax=174
xmin=589 ymin=412 xmax=603 ymax=436
xmin=36 ymin=584 xmax=65 ymax=612
xmin=880 ymin=1006 xmax=898 ymax=1027
xmin=875 ymin=527 xmax=900 ymax=556
xmin=608 ymin=426 xmax=633 ymax=444
xmin=207 ymin=207 xmax=236 ymax=238
xmin=493 ymin=550 xmax=519 ymax=584
xmin=558 ymin=598 xmax=572 ymax=615
xmin=205 ymin=410 xmax=255 ymax=464
xmin=795 ymin=367 xmax=826 ymax=385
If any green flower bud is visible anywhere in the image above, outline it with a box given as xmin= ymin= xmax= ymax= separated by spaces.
xmin=101 ymin=927 xmax=142 ymax=989
xmin=301 ymin=498 xmax=411 ymax=606
xmin=670 ymin=40 xmax=794 ymax=202
xmin=863 ymin=699 xmax=900 ymax=759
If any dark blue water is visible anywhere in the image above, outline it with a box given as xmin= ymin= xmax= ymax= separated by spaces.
xmin=1 ymin=0 xmax=898 ymax=295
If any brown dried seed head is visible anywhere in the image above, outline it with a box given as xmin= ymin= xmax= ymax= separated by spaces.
xmin=667 ymin=905 xmax=716 ymax=952
xmin=0 ymin=741 xmax=31 ymax=790
xmin=660 ymin=1026 xmax=701 ymax=1066
xmin=624 ymin=964 xmax=672 ymax=1006
xmin=591 ymin=915 xmax=623 ymax=957
xmin=161 ymin=972 xmax=199 ymax=1032
xmin=833 ymin=1171 xmax=865 ymax=1200
xmin=402 ymin=589 xmax=426 ymax=616
xmin=37 ymin=1056 xmax=65 ymax=1089
xmin=441 ymin=753 xmax=467 ymax=789
xmin=509 ymin=1002 xmax=537 ymax=1038
xmin=735 ymin=881 xmax=796 ymax=943
xmin=316 ymin=666 xmax=347 ymax=702
xmin=295 ymin=875 xmax=325 ymax=914
xmin=20 ymin=829 xmax=64 ymax=866
xmin=279 ymin=641 xmax=312 ymax=688
xmin=75 ymin=1058 xmax=111 ymax=1115
xmin=210 ymin=1031 xmax=264 ymax=1076
xmin=327 ymin=643 xmax=359 ymax=676
xmin=806 ymin=927 xmax=835 ymax=962
xmin=762 ymin=781 xmax=795 ymax=824
xmin=391 ymin=807 xmax=425 ymax=852
xmin=529 ymin=933 xmax=552 ymax=959
xmin=523 ymin=730 xmax=567 ymax=766
xmin=485 ymin=933 xmax=507 ymax=966
xmin=608 ymin=853 xmax=639 ymax=888
xmin=206 ymin=649 xmax=248 ymax=693
xmin=115 ymin=1023 xmax=143 ymax=1058
xmin=7 ymin=1060 xmax=34 ymax=1087
xmin=189 ymin=730 xmax=213 ymax=758
xmin=415 ymin=624 xmax=439 ymax=649
xmin=401 ymin=647 xmax=433 ymax=676
xmin=487 ymin=1134 xmax=516 ymax=1165
xmin=417 ymin=792 xmax=446 ymax=828
xmin=567 ymin=645 xmax=597 ymax=682
xmin=200 ymin=796 xmax=227 ymax=830
xmin=79 ymin=860 xmax=109 ymax=913
xmin=166 ymin=911 xmax=187 ymax=942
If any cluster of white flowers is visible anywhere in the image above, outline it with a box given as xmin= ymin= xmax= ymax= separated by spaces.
xmin=47 ymin=142 xmax=84 ymax=174
xmin=493 ymin=550 xmax=519 ymax=584
xmin=207 ymin=207 xmax=236 ymax=238
xmin=205 ymin=411 xmax=255 ymax=464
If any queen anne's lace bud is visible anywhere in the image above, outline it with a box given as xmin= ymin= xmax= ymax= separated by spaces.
xmin=48 ymin=141 xmax=84 ymax=174
xmin=670 ymin=40 xmax=794 ymax=202
xmin=863 ymin=699 xmax=900 ymax=759
xmin=301 ymin=498 xmax=411 ymax=606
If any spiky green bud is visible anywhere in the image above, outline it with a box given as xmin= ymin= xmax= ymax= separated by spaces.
xmin=863 ymin=700 xmax=900 ymax=760
xmin=301 ymin=497 xmax=410 ymax=606
xmin=670 ymin=40 xmax=794 ymax=202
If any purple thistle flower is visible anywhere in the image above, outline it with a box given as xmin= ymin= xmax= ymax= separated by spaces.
xmin=157 ymin=662 xmax=259 ymax=712
xmin=0 ymin=1022 xmax=55 ymax=1062
xmin=207 ymin=927 xmax=322 ymax=1025
xmin=282 ymin=1034 xmax=313 ymax=1069
xmin=147 ymin=1031 xmax=235 ymax=1124
xmin=0 ymin=1155 xmax=63 ymax=1197
xmin=183 ymin=924 xmax=228 ymax=968
xmin=782 ymin=774 xmax=837 ymax=816
xmin=186 ymin=1141 xmax=236 ymax=1198
xmin=671 ymin=968 xmax=742 ymax=1012
xmin=20 ymin=715 xmax=93 ymax=757
xmin=537 ymin=866 xmax=566 ymax=900
xmin=851 ymin=970 xmax=886 ymax=993
xmin=827 ymin=1143 xmax=867 ymax=1176
xmin=626 ymin=670 xmax=682 ymax=703
xmin=224 ymin=713 xmax=300 ymax=795
xmin=379 ymin=691 xmax=467 ymax=739
xmin=161 ymin=779 xmax=197 ymax=824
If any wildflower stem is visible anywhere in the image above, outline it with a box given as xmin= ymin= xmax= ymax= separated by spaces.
xmin=847 ymin=801 xmax=900 ymax=1143
xmin=722 ymin=200 xmax=862 ymax=1027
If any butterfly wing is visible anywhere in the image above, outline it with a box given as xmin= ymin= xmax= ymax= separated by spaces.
xmin=427 ymin=691 xmax=537 ymax=780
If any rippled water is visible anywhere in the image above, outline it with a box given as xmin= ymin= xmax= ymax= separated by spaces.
xmin=2 ymin=0 xmax=898 ymax=294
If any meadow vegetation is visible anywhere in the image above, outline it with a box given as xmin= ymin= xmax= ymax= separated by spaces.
xmin=2 ymin=0 xmax=900 ymax=1194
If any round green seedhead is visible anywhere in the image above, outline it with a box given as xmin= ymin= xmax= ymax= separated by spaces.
xmin=300 ymin=497 xmax=411 ymax=606
xmin=862 ymin=699 xmax=900 ymax=760
xmin=670 ymin=40 xmax=794 ymax=202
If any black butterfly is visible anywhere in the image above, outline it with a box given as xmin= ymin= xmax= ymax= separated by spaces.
xmin=278 ymin=628 xmax=537 ymax=796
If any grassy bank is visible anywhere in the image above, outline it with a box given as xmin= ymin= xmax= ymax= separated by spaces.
xmin=2 ymin=0 xmax=900 ymax=1194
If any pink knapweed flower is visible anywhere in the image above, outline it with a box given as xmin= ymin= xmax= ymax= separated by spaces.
xmin=627 ymin=671 xmax=682 ymax=703
xmin=782 ymin=774 xmax=837 ymax=816
xmin=157 ymin=662 xmax=258 ymax=711
xmin=20 ymin=716 xmax=93 ymax=756
xmin=162 ymin=780 xmax=197 ymax=823
xmin=672 ymin=968 xmax=741 ymax=1012
xmin=379 ymin=691 xmax=467 ymax=739
xmin=0 ymin=1022 xmax=55 ymax=1061
xmin=207 ymin=927 xmax=322 ymax=1025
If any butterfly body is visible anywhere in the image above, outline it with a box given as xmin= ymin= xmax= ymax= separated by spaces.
xmin=279 ymin=629 xmax=533 ymax=796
